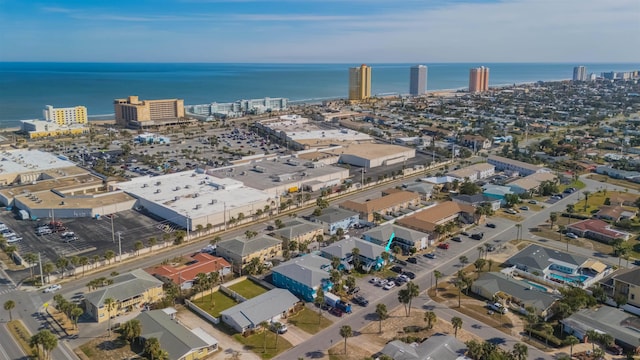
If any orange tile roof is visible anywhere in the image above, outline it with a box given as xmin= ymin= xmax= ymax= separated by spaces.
xmin=340 ymin=190 xmax=420 ymax=214
xmin=150 ymin=253 xmax=231 ymax=285
xmin=396 ymin=201 xmax=475 ymax=232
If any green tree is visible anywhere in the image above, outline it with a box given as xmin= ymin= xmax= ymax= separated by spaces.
xmin=70 ymin=306 xmax=83 ymax=330
xmin=23 ymin=253 xmax=38 ymax=279
xmin=30 ymin=329 xmax=58 ymax=360
xmin=512 ymin=343 xmax=528 ymax=360
xmin=104 ymin=250 xmax=115 ymax=264
xmin=451 ymin=316 xmax=463 ymax=338
xmin=542 ymin=323 xmax=554 ymax=347
xmin=339 ymin=325 xmax=353 ymax=354
xmin=459 ymin=255 xmax=469 ymax=265
xmin=259 ymin=321 xmax=269 ymax=353
xmin=104 ymin=297 xmax=117 ymax=337
xmin=134 ymin=241 xmax=144 ymax=256
xmin=273 ymin=322 xmax=284 ymax=348
xmin=424 ymin=311 xmax=437 ymax=330
xmin=3 ymin=300 xmax=15 ymax=321
xmin=43 ymin=262 xmax=55 ymax=283
xmin=55 ymin=257 xmax=69 ymax=279
xmin=376 ymin=303 xmax=388 ymax=334
xmin=549 ymin=212 xmax=558 ymax=229
xmin=314 ymin=290 xmax=325 ymax=324
xmin=564 ymin=335 xmax=579 ymax=358
xmin=474 ymin=258 xmax=486 ymax=272
xmin=582 ymin=190 xmax=591 ymax=212
xmin=433 ymin=270 xmax=443 ymax=294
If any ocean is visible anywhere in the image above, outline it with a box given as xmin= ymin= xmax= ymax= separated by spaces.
xmin=0 ymin=62 xmax=638 ymax=127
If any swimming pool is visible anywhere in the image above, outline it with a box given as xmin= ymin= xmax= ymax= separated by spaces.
xmin=548 ymin=273 xmax=588 ymax=284
xmin=525 ymin=281 xmax=549 ymax=292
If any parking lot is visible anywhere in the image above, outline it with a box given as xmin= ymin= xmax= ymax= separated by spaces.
xmin=0 ymin=209 xmax=171 ymax=278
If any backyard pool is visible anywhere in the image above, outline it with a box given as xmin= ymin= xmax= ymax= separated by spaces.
xmin=525 ymin=281 xmax=549 ymax=292
xmin=548 ymin=273 xmax=588 ymax=284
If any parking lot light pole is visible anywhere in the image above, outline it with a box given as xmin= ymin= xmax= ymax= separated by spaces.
xmin=111 ymin=215 xmax=115 ymax=243
xmin=117 ymin=232 xmax=122 ymax=262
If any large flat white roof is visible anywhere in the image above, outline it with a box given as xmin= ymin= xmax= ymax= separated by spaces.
xmin=116 ymin=171 xmax=273 ymax=218
xmin=287 ymin=129 xmax=371 ymax=142
xmin=0 ymin=149 xmax=76 ymax=175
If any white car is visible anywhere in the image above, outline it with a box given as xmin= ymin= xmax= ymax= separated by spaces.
xmin=6 ymin=236 xmax=22 ymax=243
xmin=383 ymin=282 xmax=396 ymax=290
xmin=43 ymin=284 xmax=62 ymax=293
xmin=566 ymin=232 xmax=579 ymax=239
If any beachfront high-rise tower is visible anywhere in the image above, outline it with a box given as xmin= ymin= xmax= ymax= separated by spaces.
xmin=348 ymin=64 xmax=372 ymax=101
xmin=573 ymin=66 xmax=587 ymax=81
xmin=43 ymin=105 xmax=88 ymax=125
xmin=469 ymin=66 xmax=490 ymax=93
xmin=114 ymin=96 xmax=185 ymax=128
xmin=409 ymin=65 xmax=428 ymax=96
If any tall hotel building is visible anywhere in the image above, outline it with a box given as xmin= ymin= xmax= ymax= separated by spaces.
xmin=114 ymin=96 xmax=185 ymax=128
xmin=43 ymin=105 xmax=88 ymax=125
xmin=468 ymin=66 xmax=490 ymax=93
xmin=573 ymin=66 xmax=587 ymax=81
xmin=409 ymin=65 xmax=428 ymax=96
xmin=348 ymin=64 xmax=372 ymax=101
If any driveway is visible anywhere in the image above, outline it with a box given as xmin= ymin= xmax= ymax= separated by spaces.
xmin=281 ymin=322 xmax=312 ymax=346
xmin=176 ymin=309 xmax=261 ymax=360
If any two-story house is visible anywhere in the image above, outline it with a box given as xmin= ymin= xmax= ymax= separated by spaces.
xmin=216 ymin=234 xmax=282 ymax=272
xmin=447 ymin=162 xmax=495 ymax=182
xmin=363 ymin=224 xmax=431 ymax=251
xmin=271 ymin=254 xmax=333 ymax=302
xmin=310 ymin=207 xmax=360 ymax=235
xmin=320 ymin=237 xmax=387 ymax=272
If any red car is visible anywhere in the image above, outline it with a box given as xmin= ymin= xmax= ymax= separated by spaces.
xmin=329 ymin=307 xmax=343 ymax=317
xmin=438 ymin=243 xmax=450 ymax=250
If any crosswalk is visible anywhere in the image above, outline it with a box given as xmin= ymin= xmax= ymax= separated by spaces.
xmin=0 ymin=285 xmax=16 ymax=296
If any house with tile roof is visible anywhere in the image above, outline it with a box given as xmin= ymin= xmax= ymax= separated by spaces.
xmin=136 ymin=308 xmax=218 ymax=360
xmin=395 ymin=201 xmax=475 ymax=236
xmin=506 ymin=172 xmax=557 ymax=194
xmin=220 ymin=289 xmax=300 ymax=333
xmin=271 ymin=254 xmax=333 ymax=302
xmin=216 ymin=234 xmax=282 ymax=272
xmin=566 ymin=218 xmax=632 ymax=244
xmin=339 ymin=189 xmax=420 ymax=222
xmin=593 ymin=205 xmax=636 ymax=222
xmin=363 ymin=224 xmax=431 ymax=251
xmin=148 ymin=253 xmax=231 ymax=290
xmin=83 ymin=269 xmax=164 ymax=322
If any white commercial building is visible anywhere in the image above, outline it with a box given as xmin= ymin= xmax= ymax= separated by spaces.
xmin=0 ymin=149 xmax=78 ymax=186
xmin=43 ymin=105 xmax=88 ymax=125
xmin=115 ymin=171 xmax=276 ymax=231
xmin=321 ymin=143 xmax=416 ymax=169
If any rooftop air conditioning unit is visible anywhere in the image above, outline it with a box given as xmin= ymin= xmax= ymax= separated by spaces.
xmin=155 ymin=189 xmax=161 ymax=193
xmin=195 ymin=204 xmax=201 ymax=210
xmin=210 ymin=199 xmax=217 ymax=205
xmin=185 ymin=185 xmax=191 ymax=189
xmin=194 ymin=193 xmax=199 ymax=198
xmin=174 ymin=196 xmax=180 ymax=201
xmin=142 ymin=183 xmax=148 ymax=188
xmin=191 ymin=173 xmax=197 ymax=177
xmin=156 ymin=181 xmax=161 ymax=186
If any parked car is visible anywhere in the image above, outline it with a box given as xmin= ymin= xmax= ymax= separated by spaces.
xmin=519 ymin=206 xmax=529 ymax=211
xmin=438 ymin=243 xmax=450 ymax=250
xmin=270 ymin=322 xmax=288 ymax=334
xmin=486 ymin=223 xmax=496 ymax=228
xmin=402 ymin=271 xmax=416 ymax=279
xmin=391 ymin=266 xmax=403 ymax=273
xmin=424 ymin=253 xmax=436 ymax=259
xmin=460 ymin=231 xmax=470 ymax=236
xmin=504 ymin=209 xmax=517 ymax=215
xmin=471 ymin=233 xmax=484 ymax=240
xmin=383 ymin=282 xmax=396 ymax=290
xmin=376 ymin=279 xmax=388 ymax=287
xmin=607 ymin=344 xmax=623 ymax=355
xmin=369 ymin=277 xmax=380 ymax=284
xmin=566 ymin=232 xmax=579 ymax=239
xmin=407 ymin=257 xmax=417 ymax=264
xmin=528 ymin=200 xmax=538 ymax=204
xmin=352 ymin=295 xmax=369 ymax=307
xmin=43 ymin=284 xmax=62 ymax=293
xmin=347 ymin=286 xmax=360 ymax=295
xmin=489 ymin=302 xmax=508 ymax=314
xmin=329 ymin=307 xmax=343 ymax=317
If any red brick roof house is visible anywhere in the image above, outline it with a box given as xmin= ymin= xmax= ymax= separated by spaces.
xmin=149 ymin=253 xmax=232 ymax=289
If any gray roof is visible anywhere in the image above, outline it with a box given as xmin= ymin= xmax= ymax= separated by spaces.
xmin=311 ymin=207 xmax=359 ymax=224
xmin=364 ymin=224 xmax=428 ymax=244
xmin=272 ymin=218 xmax=322 ymax=240
xmin=322 ymin=237 xmax=386 ymax=260
xmin=482 ymin=185 xmax=513 ymax=196
xmin=505 ymin=244 xmax=588 ymax=274
xmin=85 ymin=269 xmax=163 ymax=308
xmin=472 ymin=272 xmax=558 ymax=311
xmin=561 ymin=307 xmax=640 ymax=348
xmin=217 ymin=234 xmax=282 ymax=257
xmin=380 ymin=334 xmax=468 ymax=360
xmin=452 ymin=194 xmax=499 ymax=205
xmin=403 ymin=182 xmax=434 ymax=195
xmin=220 ymin=289 xmax=299 ymax=330
xmin=272 ymin=254 xmax=331 ymax=288
xmin=613 ymin=267 xmax=640 ymax=286
xmin=136 ymin=309 xmax=215 ymax=360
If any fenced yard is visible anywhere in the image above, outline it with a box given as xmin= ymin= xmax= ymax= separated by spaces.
xmin=228 ymin=279 xmax=269 ymax=299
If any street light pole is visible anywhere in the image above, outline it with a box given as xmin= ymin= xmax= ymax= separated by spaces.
xmin=117 ymin=232 xmax=122 ymax=262
xmin=111 ymin=215 xmax=115 ymax=244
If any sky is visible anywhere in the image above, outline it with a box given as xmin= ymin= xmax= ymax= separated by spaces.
xmin=0 ymin=0 xmax=638 ymax=63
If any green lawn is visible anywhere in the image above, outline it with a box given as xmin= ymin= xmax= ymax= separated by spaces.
xmin=233 ymin=329 xmax=292 ymax=359
xmin=287 ymin=307 xmax=333 ymax=334
xmin=192 ymin=291 xmax=238 ymax=317
xmin=228 ymin=279 xmax=269 ymax=299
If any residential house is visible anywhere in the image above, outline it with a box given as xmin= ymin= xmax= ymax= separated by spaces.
xmin=451 ymin=194 xmax=501 ymax=211
xmin=482 ymin=185 xmax=514 ymax=205
xmin=396 ymin=201 xmax=475 ymax=238
xmin=600 ymin=267 xmax=640 ymax=308
xmin=363 ymin=224 xmax=431 ymax=251
xmin=271 ymin=254 xmax=333 ymax=302
xmin=460 ymin=135 xmax=492 ymax=151
xmin=136 ymin=308 xmax=218 ymax=360
xmin=310 ymin=207 xmax=360 ymax=235
xmin=271 ymin=218 xmax=323 ymax=244
xmin=216 ymin=234 xmax=282 ymax=272
xmin=505 ymin=244 xmax=610 ymax=288
xmin=487 ymin=155 xmax=546 ymax=176
xmin=378 ymin=334 xmax=470 ymax=360
xmin=506 ymin=172 xmax=557 ymax=194
xmin=561 ymin=307 xmax=640 ymax=353
xmin=567 ymin=219 xmax=631 ymax=244
xmin=401 ymin=182 xmax=434 ymax=201
xmin=339 ymin=189 xmax=420 ymax=222
xmin=220 ymin=289 xmax=300 ymax=333
xmin=608 ymin=192 xmax=640 ymax=207
xmin=471 ymin=272 xmax=558 ymax=320
xmin=595 ymin=165 xmax=640 ymax=181
xmin=83 ymin=269 xmax=164 ymax=323
xmin=593 ymin=205 xmax=636 ymax=222
xmin=447 ymin=163 xmax=495 ymax=182
xmin=320 ymin=237 xmax=387 ymax=272
xmin=148 ymin=253 xmax=231 ymax=290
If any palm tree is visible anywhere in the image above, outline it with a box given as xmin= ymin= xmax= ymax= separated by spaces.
xmin=474 ymin=258 xmax=486 ymax=272
xmin=376 ymin=303 xmax=388 ymax=334
xmin=134 ymin=241 xmax=144 ymax=256
xmin=476 ymin=246 xmax=485 ymax=260
xmin=23 ymin=253 xmax=38 ymax=279
xmin=43 ymin=262 xmax=55 ymax=283
xmin=405 ymin=282 xmax=420 ymax=316
xmin=582 ymin=190 xmax=591 ymax=212
xmin=586 ymin=329 xmax=599 ymax=351
xmin=549 ymin=212 xmax=558 ymax=229
xmin=314 ymin=290 xmax=325 ymax=324
xmin=351 ymin=247 xmax=361 ymax=270
xmin=459 ymin=255 xmax=468 ymax=266
xmin=121 ymin=319 xmax=142 ymax=344
xmin=424 ymin=311 xmax=437 ymax=330
xmin=70 ymin=306 xmax=83 ymax=330
xmin=148 ymin=237 xmax=157 ymax=252
xmin=451 ymin=316 xmax=463 ymax=338
xmin=512 ymin=343 xmax=528 ymax=360
xmin=591 ymin=347 xmax=605 ymax=359
xmin=599 ymin=333 xmax=614 ymax=351
xmin=565 ymin=335 xmax=579 ymax=358
xmin=542 ymin=323 xmax=554 ymax=347
xmin=273 ymin=322 xmax=283 ymax=348
xmin=104 ymin=297 xmax=117 ymax=337
xmin=4 ymin=300 xmax=15 ymax=321
xmin=30 ymin=329 xmax=58 ymax=360
xmin=104 ymin=250 xmax=115 ymax=264
xmin=339 ymin=325 xmax=352 ymax=354
xmin=143 ymin=337 xmax=162 ymax=360
xmin=55 ymin=257 xmax=69 ymax=279
xmin=208 ymin=271 xmax=220 ymax=294
xmin=433 ymin=270 xmax=443 ymax=294
xmin=79 ymin=256 xmax=89 ymax=277
xmin=260 ymin=321 xmax=269 ymax=352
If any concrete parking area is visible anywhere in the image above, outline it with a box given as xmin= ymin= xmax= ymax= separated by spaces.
xmin=0 ymin=209 xmax=172 ymax=281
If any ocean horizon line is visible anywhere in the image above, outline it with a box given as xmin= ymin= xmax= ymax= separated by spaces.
xmin=2 ymin=61 xmax=638 ymax=65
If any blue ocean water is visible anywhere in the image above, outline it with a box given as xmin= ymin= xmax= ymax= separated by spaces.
xmin=0 ymin=62 xmax=637 ymax=127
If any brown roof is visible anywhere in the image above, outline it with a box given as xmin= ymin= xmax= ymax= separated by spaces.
xmin=396 ymin=201 xmax=475 ymax=232
xmin=609 ymin=193 xmax=640 ymax=206
xmin=340 ymin=190 xmax=420 ymax=215
xmin=462 ymin=135 xmax=488 ymax=142
xmin=595 ymin=205 xmax=625 ymax=219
